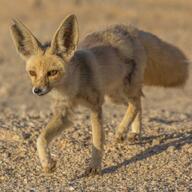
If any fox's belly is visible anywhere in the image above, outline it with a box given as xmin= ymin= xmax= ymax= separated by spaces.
xmin=95 ymin=64 xmax=128 ymax=93
xmin=105 ymin=86 xmax=129 ymax=105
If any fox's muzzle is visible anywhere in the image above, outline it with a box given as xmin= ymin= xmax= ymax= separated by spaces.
xmin=32 ymin=86 xmax=51 ymax=96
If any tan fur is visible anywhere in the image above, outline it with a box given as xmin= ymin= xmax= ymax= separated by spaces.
xmin=10 ymin=15 xmax=189 ymax=175
xmin=138 ymin=30 xmax=189 ymax=87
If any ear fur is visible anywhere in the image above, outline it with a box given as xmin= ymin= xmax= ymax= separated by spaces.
xmin=50 ymin=14 xmax=79 ymax=58
xmin=10 ymin=19 xmax=42 ymax=60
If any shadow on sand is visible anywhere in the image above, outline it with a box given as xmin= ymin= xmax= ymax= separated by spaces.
xmin=72 ymin=130 xmax=192 ymax=180
xmin=102 ymin=130 xmax=192 ymax=174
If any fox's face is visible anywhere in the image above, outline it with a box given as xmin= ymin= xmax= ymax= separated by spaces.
xmin=10 ymin=15 xmax=79 ymax=96
xmin=26 ymin=54 xmax=65 ymax=96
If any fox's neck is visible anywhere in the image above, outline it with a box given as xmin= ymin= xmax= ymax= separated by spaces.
xmin=51 ymin=49 xmax=93 ymax=102
xmin=52 ymin=53 xmax=81 ymax=100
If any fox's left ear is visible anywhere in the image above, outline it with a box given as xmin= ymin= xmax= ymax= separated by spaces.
xmin=50 ymin=14 xmax=79 ymax=58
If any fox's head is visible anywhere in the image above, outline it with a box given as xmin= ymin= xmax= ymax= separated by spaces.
xmin=10 ymin=15 xmax=79 ymax=96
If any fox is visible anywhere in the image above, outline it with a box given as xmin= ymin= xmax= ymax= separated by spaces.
xmin=10 ymin=14 xmax=188 ymax=175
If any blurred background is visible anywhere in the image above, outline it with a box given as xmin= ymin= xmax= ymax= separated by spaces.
xmin=0 ymin=0 xmax=191 ymax=113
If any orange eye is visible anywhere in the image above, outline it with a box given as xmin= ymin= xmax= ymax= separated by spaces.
xmin=29 ymin=70 xmax=36 ymax=76
xmin=47 ymin=70 xmax=58 ymax=77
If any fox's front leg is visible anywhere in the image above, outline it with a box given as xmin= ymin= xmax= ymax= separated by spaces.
xmin=37 ymin=113 xmax=72 ymax=173
xmin=85 ymin=106 xmax=104 ymax=175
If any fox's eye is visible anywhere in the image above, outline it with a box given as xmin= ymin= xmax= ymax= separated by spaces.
xmin=47 ymin=70 xmax=58 ymax=77
xmin=29 ymin=70 xmax=36 ymax=76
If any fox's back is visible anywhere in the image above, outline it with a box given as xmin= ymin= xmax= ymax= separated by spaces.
xmin=79 ymin=24 xmax=135 ymax=59
xmin=77 ymin=25 xmax=143 ymax=94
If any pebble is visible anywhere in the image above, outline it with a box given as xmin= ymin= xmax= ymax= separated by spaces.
xmin=152 ymin=139 xmax=161 ymax=146
xmin=167 ymin=146 xmax=175 ymax=153
xmin=68 ymin=186 xmax=75 ymax=191
xmin=22 ymin=132 xmax=31 ymax=140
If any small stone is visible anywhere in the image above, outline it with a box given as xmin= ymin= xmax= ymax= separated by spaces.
xmin=68 ymin=186 xmax=75 ymax=191
xmin=113 ymin=113 xmax=117 ymax=118
xmin=152 ymin=139 xmax=161 ymax=146
xmin=29 ymin=189 xmax=36 ymax=192
xmin=28 ymin=111 xmax=40 ymax=119
xmin=23 ymin=178 xmax=28 ymax=184
xmin=22 ymin=132 xmax=31 ymax=140
xmin=167 ymin=146 xmax=175 ymax=153
xmin=179 ymin=113 xmax=188 ymax=120
xmin=4 ymin=152 xmax=11 ymax=158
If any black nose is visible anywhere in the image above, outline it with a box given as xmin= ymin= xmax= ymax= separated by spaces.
xmin=33 ymin=87 xmax=42 ymax=94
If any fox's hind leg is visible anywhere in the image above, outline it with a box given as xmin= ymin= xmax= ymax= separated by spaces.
xmin=128 ymin=97 xmax=142 ymax=142
xmin=37 ymin=112 xmax=72 ymax=173
xmin=115 ymin=96 xmax=140 ymax=142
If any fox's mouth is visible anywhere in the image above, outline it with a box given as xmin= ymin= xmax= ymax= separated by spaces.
xmin=37 ymin=89 xmax=50 ymax=96
xmin=32 ymin=87 xmax=52 ymax=96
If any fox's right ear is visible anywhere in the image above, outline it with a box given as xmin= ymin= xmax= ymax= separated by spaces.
xmin=10 ymin=19 xmax=42 ymax=60
xmin=50 ymin=14 xmax=79 ymax=59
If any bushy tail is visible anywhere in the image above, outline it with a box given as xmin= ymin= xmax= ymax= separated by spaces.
xmin=138 ymin=30 xmax=189 ymax=87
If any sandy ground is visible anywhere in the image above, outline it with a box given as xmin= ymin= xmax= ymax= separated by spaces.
xmin=0 ymin=0 xmax=192 ymax=191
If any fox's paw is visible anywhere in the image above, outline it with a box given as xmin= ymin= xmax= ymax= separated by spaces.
xmin=115 ymin=133 xmax=126 ymax=143
xmin=127 ymin=132 xmax=140 ymax=143
xmin=42 ymin=158 xmax=56 ymax=173
xmin=85 ymin=162 xmax=102 ymax=176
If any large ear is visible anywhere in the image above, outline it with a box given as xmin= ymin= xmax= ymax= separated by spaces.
xmin=50 ymin=14 xmax=79 ymax=58
xmin=10 ymin=19 xmax=42 ymax=60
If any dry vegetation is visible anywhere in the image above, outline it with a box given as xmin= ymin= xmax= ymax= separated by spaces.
xmin=0 ymin=0 xmax=192 ymax=191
